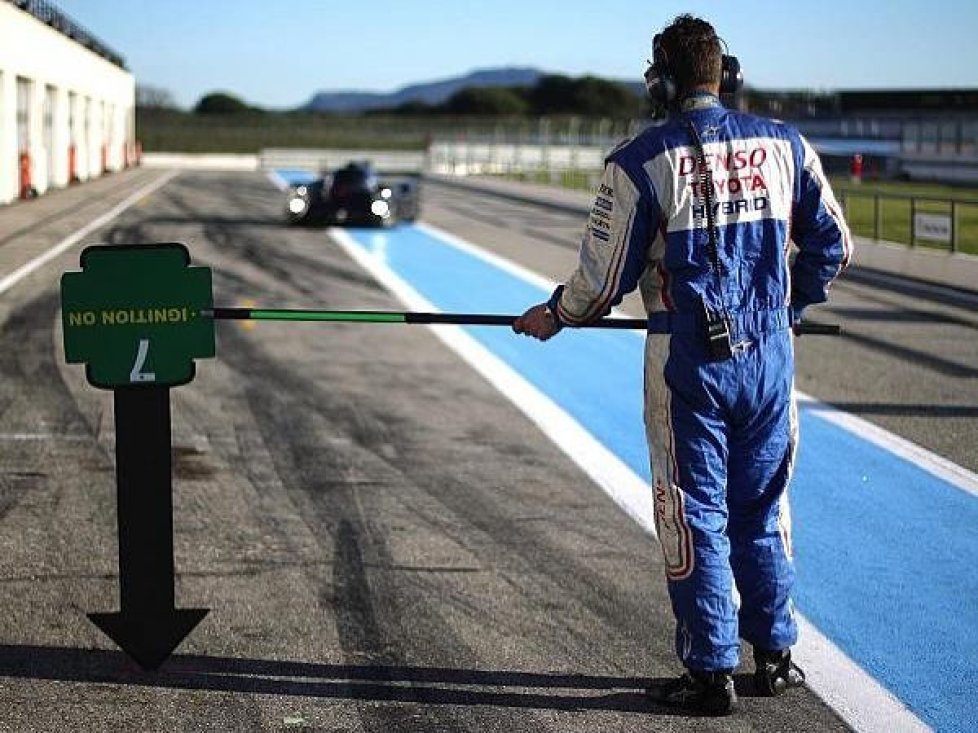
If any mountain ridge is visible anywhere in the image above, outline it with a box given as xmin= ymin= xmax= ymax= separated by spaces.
xmin=300 ymin=67 xmax=645 ymax=112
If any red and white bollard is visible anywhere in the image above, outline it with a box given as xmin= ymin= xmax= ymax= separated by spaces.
xmin=850 ymin=153 xmax=864 ymax=184
xmin=19 ymin=151 xmax=36 ymax=199
xmin=68 ymin=144 xmax=79 ymax=183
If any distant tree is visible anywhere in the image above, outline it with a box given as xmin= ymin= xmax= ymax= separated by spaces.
xmin=572 ymin=76 xmax=642 ymax=118
xmin=193 ymin=92 xmax=253 ymax=114
xmin=386 ymin=100 xmax=437 ymax=116
xmin=136 ymin=84 xmax=178 ymax=110
xmin=441 ymin=87 xmax=529 ymax=115
xmin=528 ymin=74 xmax=641 ymax=117
xmin=528 ymin=75 xmax=578 ymax=115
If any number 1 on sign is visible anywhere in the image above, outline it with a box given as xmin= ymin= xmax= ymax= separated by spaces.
xmin=129 ymin=339 xmax=157 ymax=383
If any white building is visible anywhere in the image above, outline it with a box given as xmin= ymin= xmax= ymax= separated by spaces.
xmin=0 ymin=0 xmax=135 ymax=204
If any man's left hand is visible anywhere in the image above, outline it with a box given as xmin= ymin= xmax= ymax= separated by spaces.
xmin=513 ymin=303 xmax=560 ymax=341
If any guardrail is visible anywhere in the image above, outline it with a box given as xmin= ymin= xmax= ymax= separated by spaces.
xmin=259 ymin=148 xmax=427 ymax=174
xmin=836 ymin=188 xmax=978 ymax=254
xmin=427 ymin=142 xmax=606 ymax=186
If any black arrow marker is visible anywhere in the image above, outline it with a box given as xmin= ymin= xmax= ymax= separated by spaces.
xmin=88 ymin=386 xmax=208 ymax=670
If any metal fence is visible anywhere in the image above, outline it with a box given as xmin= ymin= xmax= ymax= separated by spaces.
xmin=260 ymin=148 xmax=427 ymax=173
xmin=836 ymin=188 xmax=978 ymax=253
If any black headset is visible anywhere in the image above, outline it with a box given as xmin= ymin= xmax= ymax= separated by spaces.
xmin=644 ymin=32 xmax=743 ymax=107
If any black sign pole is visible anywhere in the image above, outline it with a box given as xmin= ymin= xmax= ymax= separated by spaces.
xmin=88 ymin=386 xmax=208 ymax=670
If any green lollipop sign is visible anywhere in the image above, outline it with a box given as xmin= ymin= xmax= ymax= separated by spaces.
xmin=61 ymin=243 xmax=215 ymax=389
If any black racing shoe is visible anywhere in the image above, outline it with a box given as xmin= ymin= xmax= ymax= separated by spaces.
xmin=645 ymin=669 xmax=737 ymax=716
xmin=754 ymin=648 xmax=806 ymax=696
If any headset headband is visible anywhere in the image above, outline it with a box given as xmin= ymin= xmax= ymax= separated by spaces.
xmin=645 ymin=31 xmax=743 ymax=106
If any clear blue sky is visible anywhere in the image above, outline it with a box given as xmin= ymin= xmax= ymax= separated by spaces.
xmin=54 ymin=0 xmax=978 ymax=109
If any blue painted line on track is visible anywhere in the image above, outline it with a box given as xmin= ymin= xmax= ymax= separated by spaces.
xmin=275 ymin=169 xmax=320 ymax=185
xmin=338 ymin=223 xmax=976 ymax=733
xmin=792 ymin=420 xmax=978 ymax=731
xmin=274 ymin=170 xmax=976 ymax=731
xmin=346 ymin=229 xmax=651 ymax=478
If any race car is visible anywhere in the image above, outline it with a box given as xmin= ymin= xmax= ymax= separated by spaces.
xmin=284 ymin=161 xmax=421 ymax=226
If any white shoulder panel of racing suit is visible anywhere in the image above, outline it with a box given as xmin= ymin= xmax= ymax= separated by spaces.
xmin=555 ymin=160 xmax=658 ymax=325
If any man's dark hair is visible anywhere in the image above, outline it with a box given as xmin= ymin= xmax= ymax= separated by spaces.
xmin=659 ymin=14 xmax=722 ymax=93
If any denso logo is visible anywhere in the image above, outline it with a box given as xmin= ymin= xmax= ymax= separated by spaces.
xmin=679 ymin=148 xmax=767 ymax=176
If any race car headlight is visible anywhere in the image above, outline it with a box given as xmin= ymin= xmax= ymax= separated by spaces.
xmin=371 ymin=200 xmax=390 ymax=217
xmin=380 ymin=187 xmax=392 ymax=199
xmin=288 ymin=197 xmax=307 ymax=214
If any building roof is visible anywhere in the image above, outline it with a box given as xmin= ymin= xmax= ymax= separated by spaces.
xmin=9 ymin=0 xmax=126 ymax=69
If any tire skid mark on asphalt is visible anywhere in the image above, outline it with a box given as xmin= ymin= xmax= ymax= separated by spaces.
xmin=246 ymin=314 xmax=648 ymax=675
xmin=838 ymin=328 xmax=978 ymax=378
xmin=176 ymin=321 xmax=430 ymax=726
xmin=839 ymin=266 xmax=978 ymax=317
xmin=221 ymin=332 xmax=651 ymax=730
xmin=208 ymin=208 xmax=656 ymax=700
xmin=161 ymin=176 xmax=383 ymax=299
xmin=440 ymin=200 xmax=581 ymax=250
xmin=221 ymin=326 xmax=486 ymax=733
xmin=832 ymin=276 xmax=978 ymax=332
xmin=203 ymin=220 xmax=380 ymax=300
xmin=100 ymin=220 xmax=150 ymax=247
xmin=428 ymin=181 xmax=583 ymax=228
xmin=0 ymin=290 xmax=121 ymax=591
xmin=389 ymin=449 xmax=653 ymax=671
xmin=0 ymin=292 xmax=91 ymax=522
xmin=0 ymin=473 xmax=38 ymax=524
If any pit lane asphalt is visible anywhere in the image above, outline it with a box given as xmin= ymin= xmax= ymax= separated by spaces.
xmin=0 ymin=167 xmax=958 ymax=731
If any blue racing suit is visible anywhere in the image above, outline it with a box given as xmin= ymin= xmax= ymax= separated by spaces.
xmin=549 ymin=93 xmax=851 ymax=671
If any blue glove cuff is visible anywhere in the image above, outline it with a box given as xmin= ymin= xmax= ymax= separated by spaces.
xmin=547 ymin=285 xmax=566 ymax=331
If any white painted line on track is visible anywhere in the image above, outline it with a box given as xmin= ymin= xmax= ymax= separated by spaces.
xmin=0 ymin=171 xmax=180 ymax=298
xmin=0 ymin=433 xmax=88 ymax=442
xmin=266 ymin=170 xmax=290 ymax=191
xmin=334 ymin=221 xmax=934 ymax=733
xmin=329 ymin=226 xmax=657 ymax=538
xmin=796 ymin=618 xmax=930 ymax=733
xmin=796 ymin=392 xmax=978 ymax=499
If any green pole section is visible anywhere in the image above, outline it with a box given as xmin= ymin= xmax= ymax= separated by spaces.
xmin=250 ymin=310 xmax=406 ymax=323
xmin=204 ymin=308 xmax=646 ymax=329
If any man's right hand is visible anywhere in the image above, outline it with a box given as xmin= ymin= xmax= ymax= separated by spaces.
xmin=513 ymin=303 xmax=561 ymax=341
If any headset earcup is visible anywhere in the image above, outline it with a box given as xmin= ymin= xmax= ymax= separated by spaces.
xmin=720 ymin=55 xmax=743 ymax=95
xmin=648 ymin=33 xmax=677 ymax=106
xmin=645 ymin=65 xmax=676 ymax=106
